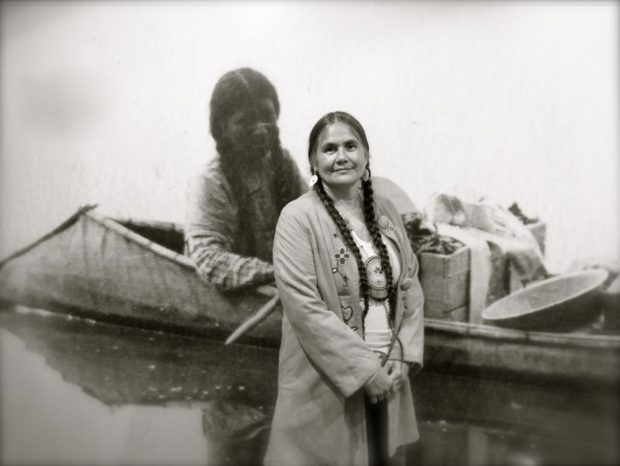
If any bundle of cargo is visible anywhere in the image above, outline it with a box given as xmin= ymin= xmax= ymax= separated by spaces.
xmin=418 ymin=224 xmax=545 ymax=321
xmin=403 ymin=197 xmax=546 ymax=324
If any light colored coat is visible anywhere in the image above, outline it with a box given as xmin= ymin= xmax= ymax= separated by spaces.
xmin=264 ymin=189 xmax=425 ymax=466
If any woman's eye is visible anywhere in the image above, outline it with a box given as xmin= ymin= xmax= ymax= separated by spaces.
xmin=323 ymin=144 xmax=336 ymax=154
xmin=346 ymin=142 xmax=357 ymax=150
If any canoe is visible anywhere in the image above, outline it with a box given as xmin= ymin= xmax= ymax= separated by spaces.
xmin=0 ymin=206 xmax=283 ymax=344
xmin=1 ymin=206 xmax=619 ymax=388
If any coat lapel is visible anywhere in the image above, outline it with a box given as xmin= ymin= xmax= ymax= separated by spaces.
xmin=310 ymin=193 xmax=364 ymax=331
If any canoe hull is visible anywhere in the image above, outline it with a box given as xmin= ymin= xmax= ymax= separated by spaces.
xmin=425 ymin=319 xmax=620 ymax=387
xmin=0 ymin=210 xmax=282 ymax=345
xmin=1 ymin=208 xmax=619 ymax=386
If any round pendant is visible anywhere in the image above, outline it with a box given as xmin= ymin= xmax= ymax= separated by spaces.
xmin=365 ymin=256 xmax=389 ymax=300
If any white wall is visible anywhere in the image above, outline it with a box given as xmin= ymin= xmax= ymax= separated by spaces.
xmin=1 ymin=1 xmax=618 ymax=271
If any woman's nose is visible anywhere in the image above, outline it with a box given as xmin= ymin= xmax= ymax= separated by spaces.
xmin=335 ymin=146 xmax=348 ymax=161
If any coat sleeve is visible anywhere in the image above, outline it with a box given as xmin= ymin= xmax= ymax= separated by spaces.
xmin=273 ymin=205 xmax=381 ymax=398
xmin=387 ymin=203 xmax=425 ymax=372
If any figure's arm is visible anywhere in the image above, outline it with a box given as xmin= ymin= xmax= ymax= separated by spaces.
xmin=273 ymin=205 xmax=381 ymax=398
xmin=185 ymin=173 xmax=274 ymax=290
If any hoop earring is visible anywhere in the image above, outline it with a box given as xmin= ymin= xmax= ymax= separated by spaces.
xmin=309 ymin=174 xmax=319 ymax=187
xmin=362 ymin=168 xmax=371 ymax=182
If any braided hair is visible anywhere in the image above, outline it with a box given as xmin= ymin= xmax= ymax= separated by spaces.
xmin=209 ymin=67 xmax=299 ymax=213
xmin=308 ymin=112 xmax=396 ymax=329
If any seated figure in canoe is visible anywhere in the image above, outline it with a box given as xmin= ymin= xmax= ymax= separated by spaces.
xmin=185 ymin=68 xmax=307 ymax=290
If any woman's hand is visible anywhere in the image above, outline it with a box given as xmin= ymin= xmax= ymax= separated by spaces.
xmin=385 ymin=361 xmax=409 ymax=393
xmin=364 ymin=366 xmax=392 ymax=404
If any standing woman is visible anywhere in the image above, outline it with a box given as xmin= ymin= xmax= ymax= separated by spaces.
xmin=264 ymin=112 xmax=424 ymax=466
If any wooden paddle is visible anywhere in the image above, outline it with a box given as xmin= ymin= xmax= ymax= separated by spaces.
xmin=225 ymin=288 xmax=280 ymax=345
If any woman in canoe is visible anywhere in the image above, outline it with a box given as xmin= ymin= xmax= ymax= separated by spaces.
xmin=265 ymin=111 xmax=425 ymax=466
xmin=185 ymin=68 xmax=307 ymax=290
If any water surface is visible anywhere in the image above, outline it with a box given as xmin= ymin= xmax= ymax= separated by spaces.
xmin=1 ymin=308 xmax=617 ymax=465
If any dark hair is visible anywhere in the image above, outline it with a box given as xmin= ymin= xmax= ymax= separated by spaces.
xmin=308 ymin=111 xmax=396 ymax=330
xmin=208 ymin=68 xmax=297 ymax=217
xmin=210 ymin=67 xmax=280 ymax=148
xmin=308 ymin=111 xmax=369 ymax=168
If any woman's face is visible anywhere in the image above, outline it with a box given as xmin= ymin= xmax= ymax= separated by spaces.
xmin=312 ymin=121 xmax=368 ymax=190
xmin=223 ymin=98 xmax=278 ymax=158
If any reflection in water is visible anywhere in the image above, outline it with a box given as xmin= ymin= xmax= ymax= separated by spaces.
xmin=0 ymin=307 xmax=278 ymax=407
xmin=1 ymin=308 xmax=618 ymax=465
xmin=412 ymin=371 xmax=619 ymax=465
xmin=0 ymin=307 xmax=277 ymax=465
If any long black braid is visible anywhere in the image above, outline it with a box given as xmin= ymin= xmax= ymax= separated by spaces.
xmin=361 ymin=176 xmax=396 ymax=326
xmin=314 ymin=177 xmax=396 ymax=330
xmin=314 ymin=179 xmax=371 ymax=328
xmin=269 ymin=132 xmax=301 ymax=212
xmin=217 ymin=131 xmax=295 ymax=211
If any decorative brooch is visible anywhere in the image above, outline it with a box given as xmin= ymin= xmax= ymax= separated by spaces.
xmin=333 ymin=247 xmax=350 ymax=289
xmin=334 ymin=247 xmax=350 ymax=265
